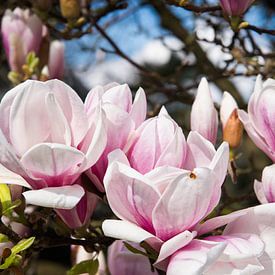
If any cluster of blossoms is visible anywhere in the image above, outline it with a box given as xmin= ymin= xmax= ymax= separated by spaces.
xmin=1 ymin=8 xmax=64 ymax=83
xmin=0 ymin=75 xmax=275 ymax=274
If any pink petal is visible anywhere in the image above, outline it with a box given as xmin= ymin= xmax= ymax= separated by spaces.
xmin=104 ymin=161 xmax=160 ymax=233
xmin=190 ymin=78 xmax=218 ymax=144
xmin=22 ymin=184 xmax=85 ymax=209
xmin=102 ymin=220 xmax=159 ymax=245
xmin=21 ymin=143 xmax=85 ymax=187
xmin=152 ymin=168 xmax=214 ymax=241
xmin=224 ymin=203 xmax=275 ymax=274
xmin=167 ymin=239 xmax=226 ymax=275
xmin=102 ymin=84 xmax=132 ymax=112
xmin=184 ymin=131 xmax=216 ymax=170
xmin=129 ymin=87 xmax=147 ymax=128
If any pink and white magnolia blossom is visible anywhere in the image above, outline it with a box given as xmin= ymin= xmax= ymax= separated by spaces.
xmin=254 ymin=164 xmax=275 ymax=204
xmin=125 ymin=107 xmax=186 ymax=174
xmin=190 ymin=78 xmax=218 ymax=144
xmin=0 ymin=79 xmax=107 ymax=212
xmin=1 ymin=8 xmax=43 ymax=72
xmin=220 ymin=0 xmax=255 ymax=17
xmin=84 ymin=83 xmax=146 ymax=190
xmin=102 ymin=137 xmax=229 ymax=270
xmin=108 ymin=240 xmax=158 ymax=275
xmin=239 ymin=76 xmax=275 ymax=162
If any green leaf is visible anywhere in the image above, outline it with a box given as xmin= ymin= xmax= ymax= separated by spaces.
xmin=67 ymin=259 xmax=99 ymax=275
xmin=0 ymin=253 xmax=16 ymax=269
xmin=11 ymin=237 xmax=35 ymax=254
xmin=2 ymin=199 xmax=21 ymax=216
xmin=0 ymin=234 xmax=9 ymax=243
xmin=0 ymin=184 xmax=12 ymax=214
xmin=0 ymin=237 xmax=35 ymax=270
xmin=123 ymin=241 xmax=148 ymax=257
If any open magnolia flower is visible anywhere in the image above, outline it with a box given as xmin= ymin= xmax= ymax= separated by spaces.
xmin=239 ymin=76 xmax=275 ymax=162
xmin=102 ymin=138 xmax=229 ymax=269
xmin=84 ymin=83 xmax=146 ymax=190
xmin=0 ymin=79 xmax=106 ymax=211
xmin=167 ymin=203 xmax=275 ymax=274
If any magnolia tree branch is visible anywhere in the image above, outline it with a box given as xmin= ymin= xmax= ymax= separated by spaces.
xmin=150 ymin=0 xmax=246 ymax=108
xmin=165 ymin=0 xmax=221 ymax=13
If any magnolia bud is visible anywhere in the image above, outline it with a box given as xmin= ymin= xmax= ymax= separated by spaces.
xmin=60 ymin=0 xmax=80 ymax=20
xmin=223 ymin=109 xmax=243 ymax=148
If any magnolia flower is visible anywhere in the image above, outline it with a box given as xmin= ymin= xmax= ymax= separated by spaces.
xmin=85 ymin=83 xmax=146 ymax=190
xmin=0 ymin=79 xmax=106 ymax=211
xmin=254 ymin=164 xmax=275 ymax=204
xmin=220 ymin=92 xmax=243 ymax=148
xmin=190 ymin=78 xmax=218 ymax=144
xmin=1 ymin=8 xmax=43 ymax=72
xmin=108 ymin=240 xmax=158 ymax=275
xmin=220 ymin=0 xmax=255 ymax=17
xmin=238 ymin=76 xmax=275 ymax=162
xmin=102 ymin=140 xmax=229 ymax=269
xmin=125 ymin=107 xmax=186 ymax=174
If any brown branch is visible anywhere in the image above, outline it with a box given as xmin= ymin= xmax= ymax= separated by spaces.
xmin=165 ymin=0 xmax=221 ymax=13
xmin=0 ymin=220 xmax=21 ymax=244
xmin=150 ymin=0 xmax=246 ymax=108
xmin=246 ymin=25 xmax=275 ymax=36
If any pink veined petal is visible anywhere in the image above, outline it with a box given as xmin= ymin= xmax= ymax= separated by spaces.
xmin=152 ymin=168 xmax=214 ymax=241
xmin=224 ymin=203 xmax=275 ymax=274
xmin=91 ymin=103 xmax=134 ymax=182
xmin=205 ymin=142 xmax=229 ymax=215
xmin=238 ymin=110 xmax=275 ymax=161
xmin=81 ymin=106 xmax=107 ymax=169
xmin=190 ymin=78 xmax=218 ymax=144
xmin=46 ymin=93 xmax=72 ymax=145
xmin=184 ymin=131 xmax=216 ymax=170
xmin=84 ymin=85 xmax=105 ymax=117
xmin=46 ymin=79 xmax=89 ymax=147
xmin=195 ymin=211 xmax=247 ymax=236
xmin=20 ymin=143 xmax=85 ymax=188
xmin=104 ymin=161 xmax=159 ymax=233
xmin=22 ymin=184 xmax=85 ymax=209
xmin=155 ymin=126 xmax=186 ymax=169
xmin=255 ymin=164 xmax=275 ymax=203
xmin=254 ymin=180 xmax=269 ymax=204
xmin=156 ymin=230 xmax=196 ymax=268
xmin=145 ymin=166 xmax=185 ymax=194
xmin=205 ymin=233 xmax=264 ymax=261
xmin=129 ymin=87 xmax=147 ymax=128
xmin=56 ymin=191 xmax=98 ymax=229
xmin=102 ymin=84 xmax=132 ymax=112
xmin=9 ymin=81 xmax=51 ymax=156
xmin=205 ymin=257 xmax=263 ymax=275
xmin=102 ymin=220 xmax=160 ymax=245
xmin=107 ymin=149 xmax=130 ymax=167
xmin=0 ymin=129 xmax=29 ymax=178
xmin=166 ymin=239 xmax=226 ymax=275
xmin=0 ymin=164 xmax=30 ymax=188
xmin=0 ymin=80 xmax=31 ymax=142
